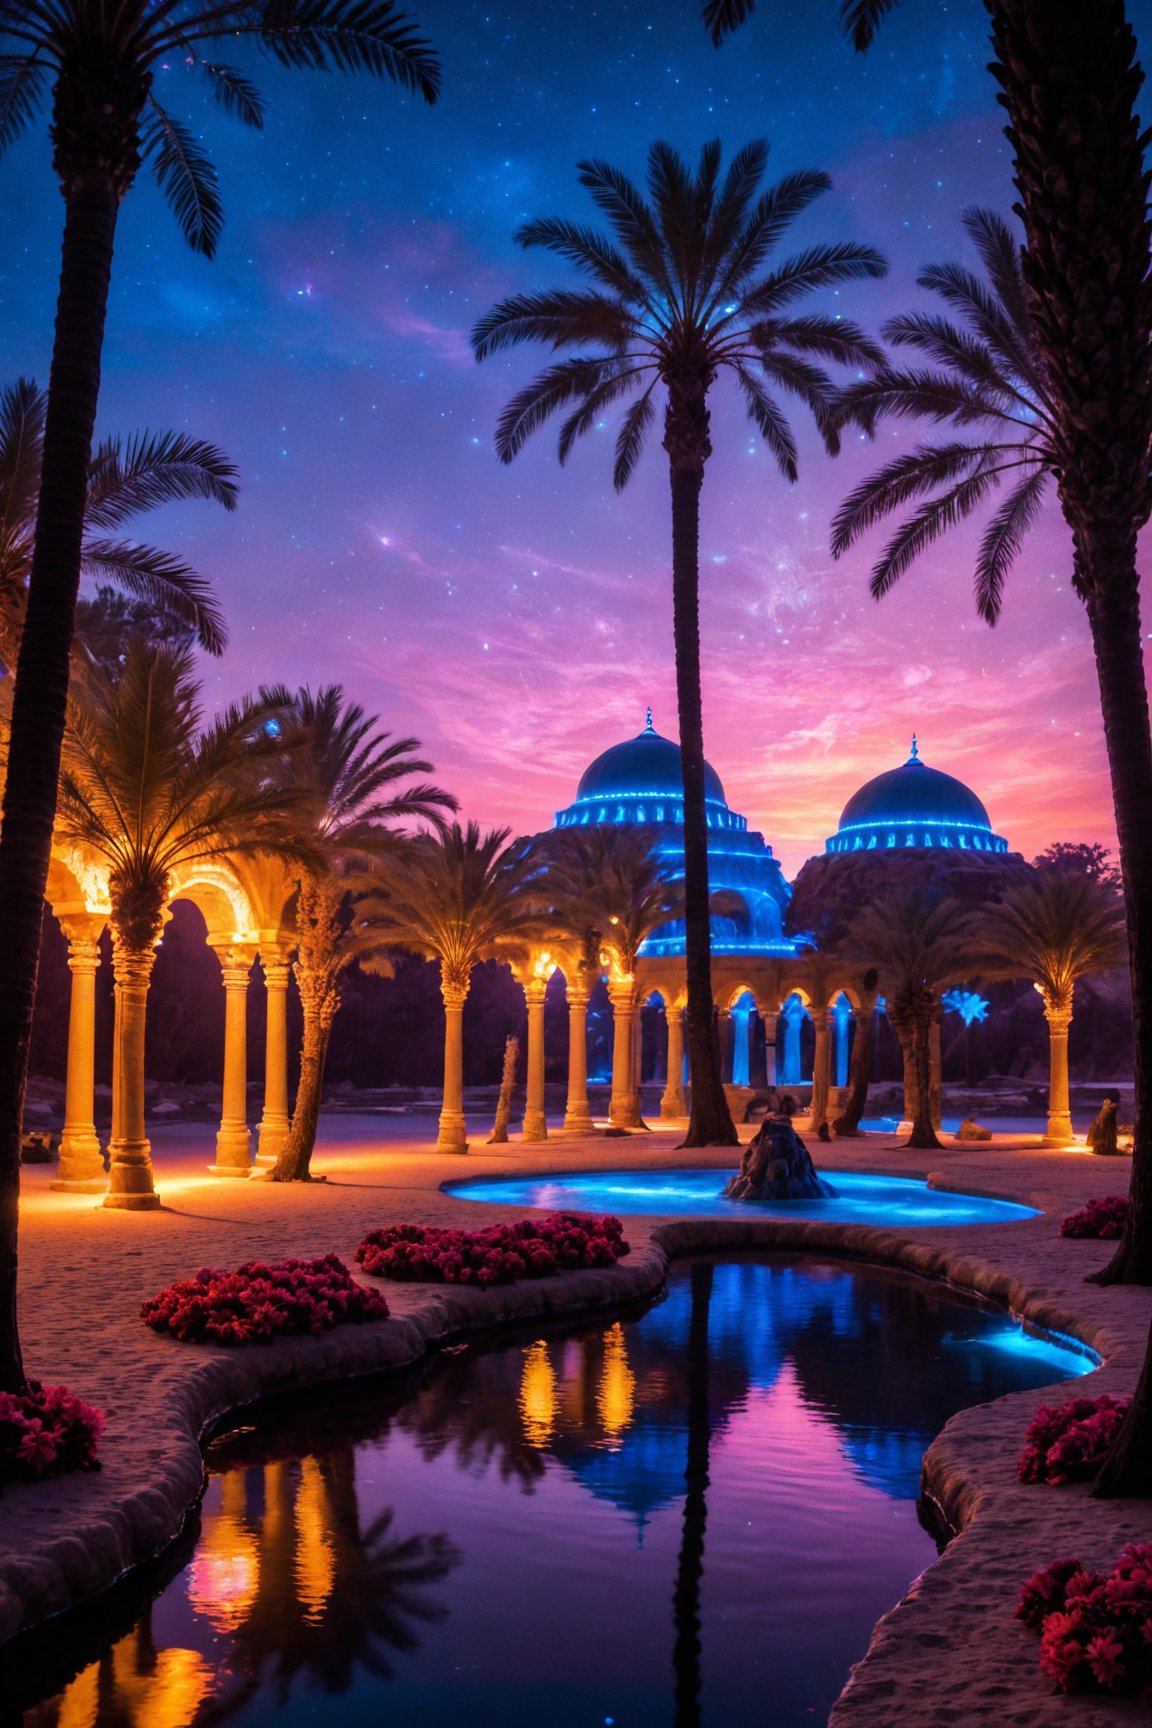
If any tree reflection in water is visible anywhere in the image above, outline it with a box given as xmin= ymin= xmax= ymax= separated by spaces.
xmin=672 ymin=1261 xmax=712 ymax=1728
xmin=27 ymin=1444 xmax=459 ymax=1727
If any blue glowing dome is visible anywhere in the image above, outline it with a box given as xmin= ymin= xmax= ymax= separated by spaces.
xmin=575 ymin=711 xmax=727 ymax=808
xmin=826 ymin=738 xmax=1008 ymax=856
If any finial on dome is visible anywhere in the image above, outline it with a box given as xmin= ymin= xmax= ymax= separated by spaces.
xmin=644 ymin=705 xmax=654 ymax=733
xmin=907 ymin=733 xmax=920 ymax=764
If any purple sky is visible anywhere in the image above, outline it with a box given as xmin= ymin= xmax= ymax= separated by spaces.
xmin=4 ymin=0 xmax=1150 ymax=875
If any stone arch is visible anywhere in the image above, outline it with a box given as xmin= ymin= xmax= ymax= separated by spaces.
xmin=166 ymin=860 xmax=259 ymax=945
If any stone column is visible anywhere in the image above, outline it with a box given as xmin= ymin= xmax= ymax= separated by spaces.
xmin=764 ymin=1027 xmax=777 ymax=1088
xmin=607 ymin=979 xmax=635 ymax=1129
xmin=522 ymin=977 xmax=549 ymax=1142
xmin=716 ymin=1008 xmax=734 ymax=1084
xmin=256 ymin=952 xmax=292 ymax=1167
xmin=438 ymin=983 xmax=469 ymax=1152
xmin=104 ymin=941 xmax=161 ymax=1210
xmin=562 ymin=978 xmax=595 ymax=1135
xmin=780 ymin=997 xmax=804 ymax=1085
xmin=53 ymin=924 xmax=106 ymax=1191
xmin=730 ymin=1004 xmax=752 ymax=1087
xmin=210 ymin=946 xmax=255 ymax=1176
xmin=1043 ymin=1000 xmax=1074 ymax=1145
xmin=800 ymin=1005 xmax=832 ymax=1132
xmin=833 ymin=999 xmax=851 ymax=1087
xmin=661 ymin=1006 xmax=688 ymax=1119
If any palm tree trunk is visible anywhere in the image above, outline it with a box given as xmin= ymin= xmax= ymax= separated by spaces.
xmin=666 ymin=415 xmax=737 ymax=1149
xmin=1093 ymin=1318 xmax=1152 ymax=1497
xmin=907 ymin=1012 xmax=942 ymax=1151
xmin=672 ymin=1260 xmax=712 ymax=1727
xmin=1079 ymin=575 xmax=1152 ymax=1282
xmin=270 ymin=960 xmax=338 ymax=1182
xmin=0 ymin=179 xmax=121 ymax=1389
xmin=988 ymin=1 xmax=1152 ymax=1288
xmin=833 ymin=972 xmax=879 ymax=1135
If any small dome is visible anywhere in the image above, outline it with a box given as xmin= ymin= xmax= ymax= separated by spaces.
xmin=575 ymin=711 xmax=727 ymax=807
xmin=826 ymin=738 xmax=1007 ymax=856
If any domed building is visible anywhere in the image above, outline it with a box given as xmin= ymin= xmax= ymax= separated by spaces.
xmin=824 ymin=737 xmax=1009 ymax=858
xmin=552 ymin=710 xmax=798 ymax=958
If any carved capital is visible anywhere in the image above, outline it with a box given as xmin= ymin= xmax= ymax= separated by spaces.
xmin=522 ymin=977 xmax=549 ymax=1009
xmin=440 ymin=983 xmax=469 ymax=1011
xmin=212 ymin=944 xmax=257 ymax=990
xmin=1043 ymin=998 xmax=1074 ymax=1033
xmin=111 ymin=939 xmax=156 ymax=992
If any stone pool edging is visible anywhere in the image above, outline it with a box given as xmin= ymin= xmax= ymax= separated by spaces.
xmin=4 ymin=1132 xmax=1152 ymax=1726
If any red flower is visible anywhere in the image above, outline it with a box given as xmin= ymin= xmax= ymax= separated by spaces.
xmin=354 ymin=1213 xmax=631 ymax=1288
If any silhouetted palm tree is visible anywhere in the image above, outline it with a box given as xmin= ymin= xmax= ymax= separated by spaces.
xmin=0 ymin=378 xmax=234 ymax=672
xmin=261 ymin=686 xmax=454 ymax=1183
xmin=847 ymin=888 xmax=974 ymax=1151
xmin=472 ymin=138 xmax=886 ymax=1148
xmin=705 ymin=1 xmax=1152 ymax=1311
xmin=672 ymin=1260 xmax=713 ymax=1728
xmin=0 ymin=0 xmax=440 ymax=1392
xmin=981 ymin=874 xmax=1127 ymax=1147
xmin=56 ymin=642 xmax=308 ymax=1206
xmin=364 ymin=823 xmax=549 ymax=1150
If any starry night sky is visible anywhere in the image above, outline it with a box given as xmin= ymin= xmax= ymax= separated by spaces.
xmin=4 ymin=0 xmax=1151 ymax=876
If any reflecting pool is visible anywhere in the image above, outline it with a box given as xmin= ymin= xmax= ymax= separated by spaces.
xmin=21 ymin=1256 xmax=1092 ymax=1728
xmin=444 ymin=1167 xmax=1039 ymax=1225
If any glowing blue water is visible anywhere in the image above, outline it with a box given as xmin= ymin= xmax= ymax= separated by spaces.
xmin=444 ymin=1167 xmax=1039 ymax=1226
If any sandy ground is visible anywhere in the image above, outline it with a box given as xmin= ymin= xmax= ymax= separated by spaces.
xmin=4 ymin=1112 xmax=1152 ymax=1726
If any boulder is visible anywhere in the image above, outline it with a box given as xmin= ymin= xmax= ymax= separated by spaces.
xmin=723 ymin=1116 xmax=838 ymax=1201
xmin=954 ymin=1116 xmax=992 ymax=1142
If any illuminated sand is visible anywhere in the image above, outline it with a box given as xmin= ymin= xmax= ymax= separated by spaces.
xmin=4 ymin=1116 xmax=1152 ymax=1725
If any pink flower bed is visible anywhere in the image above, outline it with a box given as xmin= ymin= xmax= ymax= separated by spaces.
xmin=355 ymin=1212 xmax=631 ymax=1286
xmin=1060 ymin=1196 xmax=1129 ymax=1239
xmin=141 ymin=1254 xmax=388 ymax=1346
xmin=1017 ymin=1546 xmax=1152 ymax=1697
xmin=1018 ymin=1394 xmax=1131 ymax=1486
xmin=0 ymin=1382 xmax=104 ymax=1483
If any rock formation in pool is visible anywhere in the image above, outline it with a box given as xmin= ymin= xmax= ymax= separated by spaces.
xmin=723 ymin=1114 xmax=838 ymax=1202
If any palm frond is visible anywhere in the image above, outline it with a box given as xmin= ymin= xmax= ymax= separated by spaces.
xmin=575 ymin=156 xmax=671 ymax=293
xmin=249 ymin=0 xmax=440 ymax=101
xmin=556 ymin=366 xmax=645 ymax=466
xmin=0 ymin=54 xmax=46 ymax=158
xmin=735 ymin=367 xmax=798 ymax=480
xmin=834 ymin=367 xmax=1010 ymax=431
xmin=740 ymin=241 xmax=888 ymax=314
xmin=974 ymin=466 xmax=1049 ymax=624
xmin=514 ymin=217 xmax=647 ymax=302
xmin=838 ymin=0 xmax=900 ymax=51
xmin=718 ymin=170 xmax=835 ymax=296
xmin=85 ymin=429 xmax=239 ymax=526
xmin=198 ymin=59 xmax=267 ymax=127
xmin=78 ymin=539 xmax=228 ymax=655
xmin=613 ymin=384 xmax=657 ymax=490
xmin=754 ymin=352 xmax=841 ymax=454
xmin=0 ymin=377 xmax=44 ymax=555
xmin=471 ymin=290 xmax=632 ymax=361
xmin=141 ymin=100 xmax=223 ymax=257
xmin=701 ymin=0 xmax=756 ymax=47
xmin=830 ymin=442 xmax=986 ymax=556
xmin=917 ymin=258 xmax=1040 ymax=391
xmin=882 ymin=310 xmax=1024 ymax=404
xmin=870 ymin=462 xmax=1003 ymax=598
xmin=757 ymin=312 xmax=886 ymax=371
xmin=491 ymin=357 xmax=617 ymax=464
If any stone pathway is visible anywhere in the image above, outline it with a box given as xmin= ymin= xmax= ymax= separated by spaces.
xmin=4 ymin=1115 xmax=1152 ymax=1725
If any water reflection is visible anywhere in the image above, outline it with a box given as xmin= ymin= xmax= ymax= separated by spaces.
xmin=26 ymin=1449 xmax=459 ymax=1727
xmin=23 ymin=1256 xmax=1090 ymax=1728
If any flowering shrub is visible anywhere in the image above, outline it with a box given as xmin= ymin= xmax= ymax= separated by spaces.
xmin=1018 ymin=1394 xmax=1131 ymax=1485
xmin=1060 ymin=1196 xmax=1130 ymax=1240
xmin=141 ymin=1254 xmax=388 ymax=1346
xmin=355 ymin=1212 xmax=631 ymax=1287
xmin=0 ymin=1382 xmax=105 ymax=1483
xmin=1017 ymin=1544 xmax=1152 ymax=1697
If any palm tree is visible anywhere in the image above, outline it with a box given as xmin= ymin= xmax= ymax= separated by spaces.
xmin=260 ymin=686 xmax=455 ymax=1184
xmin=831 ymin=966 xmax=879 ymax=1137
xmin=364 ymin=824 xmax=549 ymax=1151
xmin=546 ymin=825 xmax=685 ymax=1129
xmin=981 ymin=874 xmax=1127 ymax=1146
xmin=471 ymin=138 xmax=886 ymax=1148
xmin=56 ymin=641 xmax=308 ymax=1208
xmin=704 ymin=3 xmax=1152 ymax=1301
xmin=0 ymin=1 xmax=439 ymax=1391
xmin=0 ymin=378 xmax=233 ymax=672
xmin=846 ymin=888 xmax=974 ymax=1151
xmin=827 ymin=201 xmax=1152 ymax=1285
